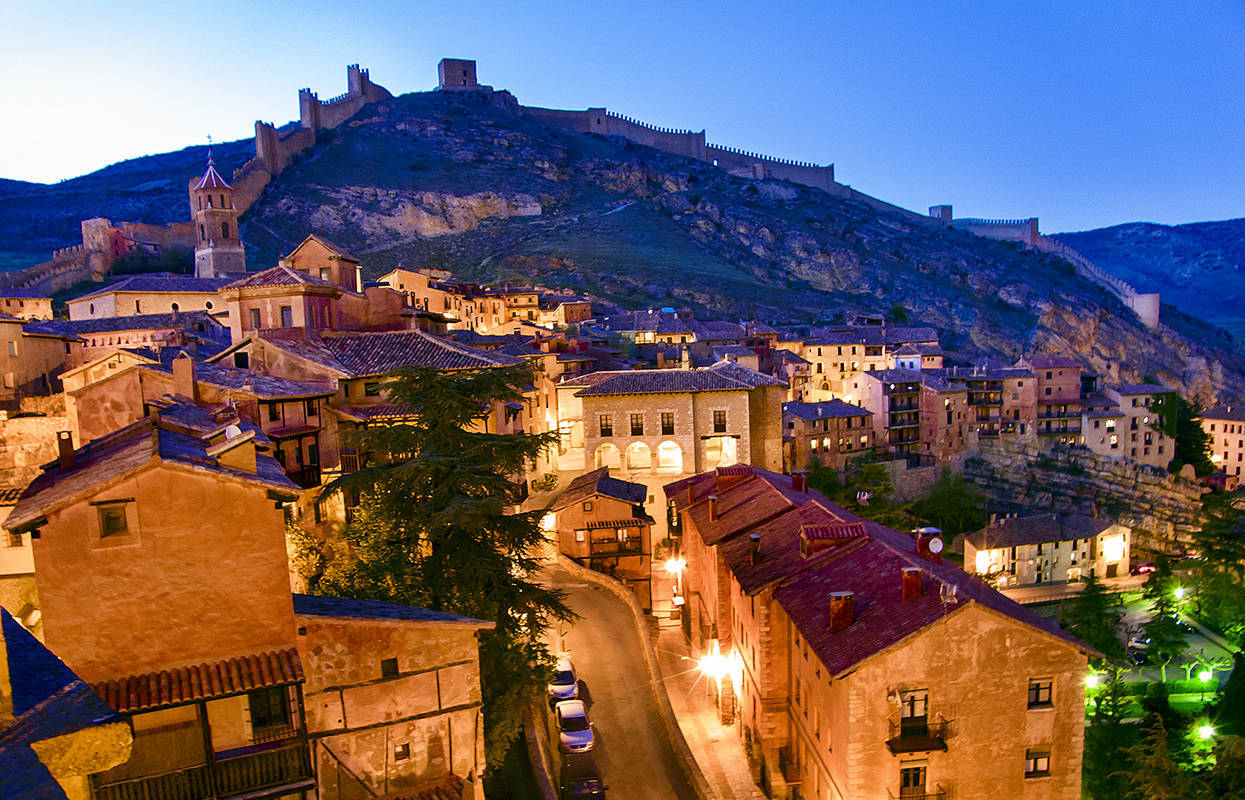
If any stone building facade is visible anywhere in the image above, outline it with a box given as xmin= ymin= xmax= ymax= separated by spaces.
xmin=964 ymin=514 xmax=1132 ymax=586
xmin=1199 ymin=404 xmax=1245 ymax=477
xmin=665 ymin=466 xmax=1092 ymax=800
xmin=782 ymin=399 xmax=873 ymax=472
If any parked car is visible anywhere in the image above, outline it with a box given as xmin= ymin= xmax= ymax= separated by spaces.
xmin=547 ymin=657 xmax=579 ymax=703
xmin=1131 ymin=563 xmax=1157 ymax=575
xmin=1128 ymin=648 xmax=1150 ymax=666
xmin=1128 ymin=634 xmax=1151 ymax=651
xmin=555 ymin=699 xmax=596 ymax=753
xmin=1175 ymin=618 xmax=1198 ymax=635
xmin=559 ymin=751 xmax=607 ymax=798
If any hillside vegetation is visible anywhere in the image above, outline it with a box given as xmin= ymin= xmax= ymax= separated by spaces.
xmin=2 ymin=89 xmax=1242 ymax=399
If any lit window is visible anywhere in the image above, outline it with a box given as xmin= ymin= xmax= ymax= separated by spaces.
xmin=1027 ymin=678 xmax=1053 ymax=708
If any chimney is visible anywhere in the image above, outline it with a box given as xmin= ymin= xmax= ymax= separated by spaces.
xmin=792 ymin=470 xmax=808 ymax=493
xmin=749 ymin=532 xmax=761 ymax=565
xmin=173 ymin=353 xmax=199 ymax=403
xmin=828 ymin=591 xmax=855 ymax=632
xmin=708 ymin=495 xmax=720 ymax=523
xmin=902 ymin=567 xmax=922 ymax=602
xmin=57 ymin=430 xmax=75 ymax=471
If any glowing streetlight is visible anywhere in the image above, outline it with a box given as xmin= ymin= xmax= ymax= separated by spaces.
xmin=1174 ymin=587 xmax=1187 ymax=600
xmin=664 ymin=557 xmax=687 ymax=576
xmin=1198 ymin=724 xmax=1215 ymax=740
xmin=1086 ymin=673 xmax=1101 ymax=689
xmin=1199 ymin=669 xmax=1213 ymax=683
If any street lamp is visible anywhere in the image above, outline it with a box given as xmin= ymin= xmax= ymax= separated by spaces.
xmin=1086 ymin=673 xmax=1101 ymax=689
xmin=1174 ymin=586 xmax=1187 ymax=600
xmin=1199 ymin=669 xmax=1213 ymax=702
xmin=1198 ymin=724 xmax=1215 ymax=740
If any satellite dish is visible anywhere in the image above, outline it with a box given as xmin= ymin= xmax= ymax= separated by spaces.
xmin=929 ymin=536 xmax=945 ymax=555
xmin=224 ymin=424 xmax=242 ymax=440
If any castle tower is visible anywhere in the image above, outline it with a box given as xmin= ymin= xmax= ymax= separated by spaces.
xmin=190 ymin=154 xmax=247 ymax=278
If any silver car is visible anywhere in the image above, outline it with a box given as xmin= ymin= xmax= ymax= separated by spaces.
xmin=555 ymin=699 xmax=595 ymax=752
xmin=547 ymin=657 xmax=579 ymax=702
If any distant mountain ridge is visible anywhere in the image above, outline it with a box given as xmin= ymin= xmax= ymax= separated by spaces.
xmin=1054 ymin=219 xmax=1245 ymax=336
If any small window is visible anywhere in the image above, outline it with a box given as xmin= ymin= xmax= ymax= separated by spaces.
xmin=280 ymin=305 xmax=293 ymax=328
xmin=234 ymin=352 xmax=250 ymax=369
xmin=713 ymin=410 xmax=727 ymax=433
xmin=267 ymin=403 xmax=281 ymax=422
xmin=6 ymin=341 xmax=15 ymax=357
xmin=221 ymin=222 xmax=230 ymax=239
xmin=248 ymin=686 xmax=291 ymax=733
xmin=305 ymin=399 xmax=317 ymax=417
xmin=98 ymin=505 xmax=129 ymax=538
xmin=575 ymin=530 xmax=586 ymax=543
xmin=631 ymin=413 xmax=644 ymax=437
xmin=583 ymin=501 xmax=593 ymax=512
xmin=394 ymin=743 xmax=410 ymax=761
xmin=662 ymin=412 xmax=675 ymax=436
xmin=599 ymin=414 xmax=613 ymax=437
xmin=249 ymin=308 xmax=262 ymax=330
xmin=380 ymin=657 xmax=399 ymax=677
xmin=1025 ymin=749 xmax=1051 ymax=778
xmin=7 ymin=531 xmax=23 ymax=549
xmin=364 ymin=382 xmax=381 ymax=397
xmin=1027 ymin=678 xmax=1053 ymax=708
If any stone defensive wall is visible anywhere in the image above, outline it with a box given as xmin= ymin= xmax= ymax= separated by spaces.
xmin=0 ymin=246 xmax=95 ymax=294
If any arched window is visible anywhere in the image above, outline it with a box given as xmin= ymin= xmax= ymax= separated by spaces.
xmin=221 ymin=222 xmax=230 ymax=239
xmin=199 ymin=224 xmax=205 ymax=240
xmin=207 ymin=196 xmax=213 ymax=208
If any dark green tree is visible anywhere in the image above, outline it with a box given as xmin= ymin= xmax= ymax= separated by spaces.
xmin=1189 ymin=494 xmax=1245 ymax=647
xmin=1211 ymin=652 xmax=1245 ymax=738
xmin=1060 ymin=573 xmax=1126 ymax=660
xmin=886 ymin=304 xmax=909 ymax=323
xmin=1084 ymin=669 xmax=1137 ymax=799
xmin=1124 ymin=716 xmax=1188 ymax=800
xmin=1144 ymin=592 xmax=1189 ymax=683
xmin=1150 ymin=393 xmax=1213 ymax=476
xmin=1140 ymin=682 xmax=1192 ymax=766
xmin=905 ymin=469 xmax=988 ymax=536
xmin=312 ymin=364 xmax=574 ymax=769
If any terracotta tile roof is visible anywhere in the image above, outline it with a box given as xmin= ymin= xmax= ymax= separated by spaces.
xmin=1114 ymin=383 xmax=1171 ymax=395
xmin=293 ymin=594 xmax=491 ymax=626
xmin=92 ymin=648 xmax=303 ymax=714
xmin=26 ymin=311 xmax=222 ymax=337
xmin=0 ymin=288 xmax=52 ymax=300
xmin=380 ymin=774 xmax=465 ymax=800
xmin=70 ymin=274 xmax=233 ymax=301
xmin=783 ymin=400 xmax=871 ymax=421
xmin=292 ymin=233 xmax=360 ymax=263
xmin=268 ymin=331 xmax=523 ymax=378
xmin=146 ymin=360 xmax=335 ymax=400
xmin=222 ymin=264 xmax=339 ymax=290
xmin=1200 ymin=404 xmax=1245 ymax=422
xmin=1023 ymin=355 xmax=1081 ymax=369
xmin=574 ymin=362 xmax=782 ymax=397
xmin=334 ymin=403 xmax=416 ymax=422
xmin=4 ymin=419 xmax=298 ymax=533
xmin=964 ymin=513 xmax=1113 ymax=551
xmin=553 ymin=468 xmax=647 ymax=510
xmin=582 ymin=518 xmax=647 ymax=529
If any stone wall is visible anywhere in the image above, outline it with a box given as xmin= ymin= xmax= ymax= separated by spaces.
xmin=0 ymin=404 xmax=65 ymax=488
xmin=965 ymin=438 xmax=1205 ymax=553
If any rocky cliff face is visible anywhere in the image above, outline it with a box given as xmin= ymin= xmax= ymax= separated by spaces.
xmin=965 ymin=438 xmax=1207 ymax=553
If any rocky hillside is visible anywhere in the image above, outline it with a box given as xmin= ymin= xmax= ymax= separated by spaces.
xmin=3 ymin=89 xmax=1243 ymax=401
xmin=1055 ymin=219 xmax=1245 ymax=339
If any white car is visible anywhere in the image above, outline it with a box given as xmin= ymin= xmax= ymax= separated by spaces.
xmin=547 ymin=658 xmax=579 ymax=702
xmin=555 ymin=699 xmax=596 ymax=752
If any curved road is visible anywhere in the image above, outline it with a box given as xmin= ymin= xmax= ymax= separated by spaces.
xmin=543 ymin=564 xmax=697 ymax=800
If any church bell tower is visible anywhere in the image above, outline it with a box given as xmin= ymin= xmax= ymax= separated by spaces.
xmin=190 ymin=153 xmax=247 ymax=278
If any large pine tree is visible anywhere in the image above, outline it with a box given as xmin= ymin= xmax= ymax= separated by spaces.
xmin=310 ymin=363 xmax=574 ymax=769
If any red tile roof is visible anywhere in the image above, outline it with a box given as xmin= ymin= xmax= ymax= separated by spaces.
xmin=222 ymin=264 xmax=339 ymax=290
xmin=667 ymin=467 xmax=1095 ymax=677
xmin=380 ymin=774 xmax=465 ymax=800
xmin=92 ymin=648 xmax=303 ymax=714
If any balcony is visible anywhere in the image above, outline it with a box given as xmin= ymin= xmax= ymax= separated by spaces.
xmin=886 ymin=718 xmax=951 ymax=754
xmin=286 ymin=466 xmax=321 ymax=489
xmin=589 ymin=536 xmax=643 ymax=556
xmin=93 ymin=742 xmax=314 ymax=800
xmin=889 ymin=787 xmax=946 ymax=800
xmin=777 ymin=745 xmax=803 ymax=786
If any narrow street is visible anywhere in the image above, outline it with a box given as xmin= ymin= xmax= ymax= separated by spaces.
xmin=542 ymin=563 xmax=698 ymax=800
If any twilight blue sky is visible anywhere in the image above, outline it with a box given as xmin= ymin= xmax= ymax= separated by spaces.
xmin=3 ymin=0 xmax=1243 ymax=232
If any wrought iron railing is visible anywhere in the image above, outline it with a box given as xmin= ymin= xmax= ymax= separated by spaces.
xmin=93 ymin=743 xmax=313 ymax=800
xmin=886 ymin=717 xmax=952 ymax=753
